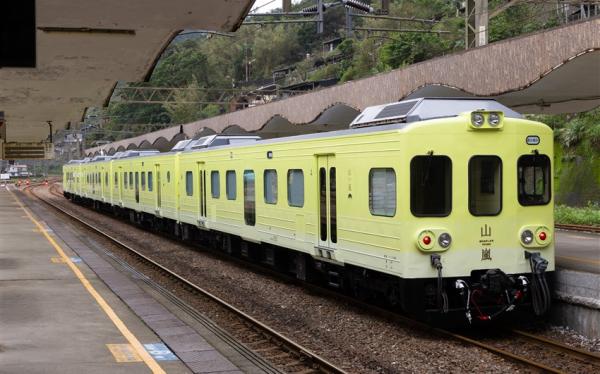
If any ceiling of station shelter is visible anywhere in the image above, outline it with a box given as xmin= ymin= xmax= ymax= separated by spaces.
xmin=0 ymin=0 xmax=256 ymax=143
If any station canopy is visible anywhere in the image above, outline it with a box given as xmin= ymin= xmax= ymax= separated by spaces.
xmin=0 ymin=0 xmax=256 ymax=146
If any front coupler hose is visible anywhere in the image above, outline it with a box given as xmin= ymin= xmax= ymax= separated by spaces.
xmin=525 ymin=251 xmax=551 ymax=316
xmin=431 ymin=254 xmax=449 ymax=313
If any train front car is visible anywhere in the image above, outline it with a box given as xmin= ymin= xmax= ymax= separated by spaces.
xmin=354 ymin=98 xmax=554 ymax=323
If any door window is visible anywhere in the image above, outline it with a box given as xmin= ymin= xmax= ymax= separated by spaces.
xmin=244 ymin=170 xmax=256 ymax=226
xmin=518 ymin=154 xmax=551 ymax=205
xmin=469 ymin=156 xmax=502 ymax=215
xmin=410 ymin=156 xmax=452 ymax=217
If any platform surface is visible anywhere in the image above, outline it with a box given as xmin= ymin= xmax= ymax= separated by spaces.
xmin=0 ymin=186 xmax=192 ymax=374
xmin=555 ymin=230 xmax=600 ymax=274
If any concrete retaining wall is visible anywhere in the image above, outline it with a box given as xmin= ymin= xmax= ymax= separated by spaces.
xmin=552 ymin=268 xmax=600 ymax=339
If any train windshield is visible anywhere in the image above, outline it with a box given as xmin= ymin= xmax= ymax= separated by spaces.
xmin=518 ymin=154 xmax=551 ymax=206
xmin=410 ymin=155 xmax=452 ymax=217
xmin=469 ymin=156 xmax=502 ymax=216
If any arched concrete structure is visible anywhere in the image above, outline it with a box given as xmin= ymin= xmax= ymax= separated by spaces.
xmin=86 ymin=18 xmax=600 ymax=156
xmin=221 ymin=125 xmax=250 ymax=135
xmin=138 ymin=140 xmax=153 ymax=150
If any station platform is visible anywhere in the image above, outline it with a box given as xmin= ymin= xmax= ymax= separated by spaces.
xmin=555 ymin=230 xmax=599 ymax=274
xmin=0 ymin=186 xmax=271 ymax=374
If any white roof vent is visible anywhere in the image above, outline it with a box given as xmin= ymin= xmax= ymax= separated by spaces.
xmin=350 ymin=98 xmax=522 ymax=128
xmin=186 ymin=135 xmax=261 ymax=151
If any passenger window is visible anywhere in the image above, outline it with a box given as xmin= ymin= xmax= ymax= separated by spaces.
xmin=287 ymin=169 xmax=304 ymax=207
xmin=148 ymin=172 xmax=153 ymax=192
xmin=226 ymin=171 xmax=236 ymax=200
xmin=411 ymin=156 xmax=452 ymax=216
xmin=129 ymin=172 xmax=133 ymax=188
xmin=211 ymin=171 xmax=220 ymax=198
xmin=369 ymin=168 xmax=396 ymax=217
xmin=186 ymin=171 xmax=193 ymax=196
xmin=114 ymin=172 xmax=117 ymax=184
xmin=244 ymin=170 xmax=256 ymax=226
xmin=141 ymin=172 xmax=146 ymax=191
xmin=518 ymin=154 xmax=551 ymax=206
xmin=469 ymin=156 xmax=502 ymax=216
xmin=105 ymin=172 xmax=108 ymax=186
xmin=124 ymin=172 xmax=128 ymax=189
xmin=264 ymin=169 xmax=277 ymax=204
xmin=167 ymin=171 xmax=171 ymax=183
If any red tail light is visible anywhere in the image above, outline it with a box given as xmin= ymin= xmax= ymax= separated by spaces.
xmin=538 ymin=232 xmax=547 ymax=241
xmin=422 ymin=236 xmax=431 ymax=245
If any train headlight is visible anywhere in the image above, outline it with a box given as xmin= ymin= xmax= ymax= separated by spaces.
xmin=521 ymin=230 xmax=534 ymax=245
xmin=438 ymin=233 xmax=452 ymax=248
xmin=488 ymin=113 xmax=501 ymax=127
xmin=471 ymin=113 xmax=484 ymax=127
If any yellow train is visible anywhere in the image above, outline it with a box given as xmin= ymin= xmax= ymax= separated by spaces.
xmin=63 ymin=98 xmax=554 ymax=322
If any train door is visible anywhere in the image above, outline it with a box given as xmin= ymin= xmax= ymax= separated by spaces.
xmin=316 ymin=155 xmax=337 ymax=250
xmin=197 ymin=162 xmax=207 ymax=225
xmin=155 ymin=164 xmax=161 ymax=211
xmin=101 ymin=167 xmax=105 ymax=200
xmin=118 ymin=167 xmax=123 ymax=204
xmin=135 ymin=171 xmax=139 ymax=203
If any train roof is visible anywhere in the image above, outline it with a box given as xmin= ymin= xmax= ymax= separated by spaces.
xmin=350 ymin=97 xmax=522 ymax=128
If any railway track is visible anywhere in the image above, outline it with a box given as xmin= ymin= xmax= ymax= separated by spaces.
xmin=37 ymin=183 xmax=600 ymax=373
xmin=555 ymin=223 xmax=600 ymax=233
xmin=28 ymin=184 xmax=348 ymax=374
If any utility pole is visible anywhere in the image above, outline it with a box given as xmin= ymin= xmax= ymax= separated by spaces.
xmin=465 ymin=0 xmax=488 ymax=49
xmin=317 ymin=0 xmax=324 ymax=34
xmin=380 ymin=0 xmax=389 ymax=14
xmin=346 ymin=6 xmax=353 ymax=36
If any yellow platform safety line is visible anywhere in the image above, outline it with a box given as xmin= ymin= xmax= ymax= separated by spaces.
xmin=8 ymin=189 xmax=165 ymax=374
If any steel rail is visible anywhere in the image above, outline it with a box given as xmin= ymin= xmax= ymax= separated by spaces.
xmin=27 ymin=185 xmax=348 ymax=374
xmin=555 ymin=223 xmax=600 ymax=233
xmin=511 ymin=329 xmax=600 ymax=364
xmin=39 ymin=183 xmax=587 ymax=373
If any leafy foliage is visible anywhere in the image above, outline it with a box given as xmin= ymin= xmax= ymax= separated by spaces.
xmin=488 ymin=0 xmax=560 ymax=43
xmin=555 ymin=203 xmax=600 ymax=226
xmin=378 ymin=32 xmax=451 ymax=69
